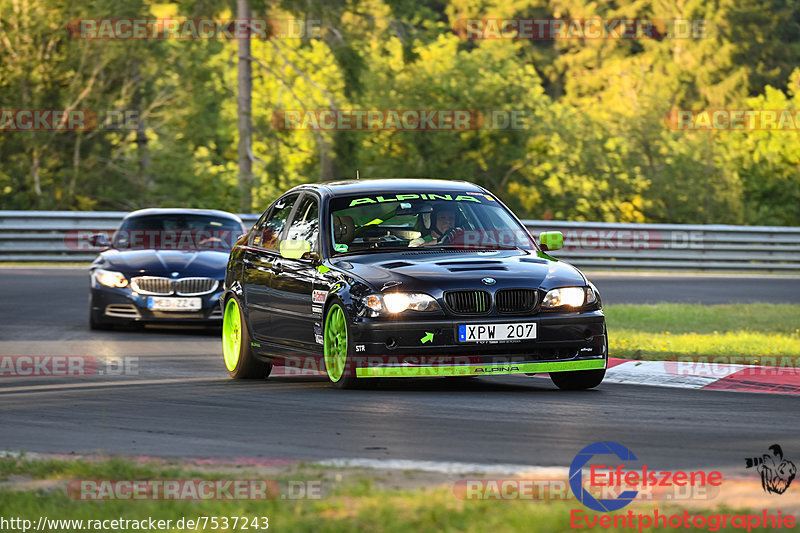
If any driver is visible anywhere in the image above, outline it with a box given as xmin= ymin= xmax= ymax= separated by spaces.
xmin=409 ymin=205 xmax=457 ymax=247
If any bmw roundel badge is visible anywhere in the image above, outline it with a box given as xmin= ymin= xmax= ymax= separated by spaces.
xmin=481 ymin=277 xmax=496 ymax=285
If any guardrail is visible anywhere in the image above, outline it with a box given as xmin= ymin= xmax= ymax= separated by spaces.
xmin=1 ymin=211 xmax=799 ymax=271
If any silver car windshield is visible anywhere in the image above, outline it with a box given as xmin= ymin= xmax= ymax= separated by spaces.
xmin=114 ymin=215 xmax=243 ymax=250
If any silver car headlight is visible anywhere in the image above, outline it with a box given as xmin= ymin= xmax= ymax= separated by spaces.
xmin=542 ymin=287 xmax=594 ymax=308
xmin=94 ymin=268 xmax=129 ymax=288
xmin=364 ymin=293 xmax=440 ymax=313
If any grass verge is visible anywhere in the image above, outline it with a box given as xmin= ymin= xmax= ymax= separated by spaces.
xmin=0 ymin=457 xmax=784 ymax=533
xmin=605 ymin=303 xmax=800 ymax=360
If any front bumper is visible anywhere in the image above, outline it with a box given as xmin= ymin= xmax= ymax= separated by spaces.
xmin=345 ymin=310 xmax=607 ymax=378
xmin=90 ymin=285 xmax=223 ymax=324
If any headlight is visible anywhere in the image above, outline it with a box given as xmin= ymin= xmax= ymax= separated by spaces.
xmin=364 ymin=293 xmax=440 ymax=313
xmin=586 ymin=286 xmax=597 ymax=305
xmin=541 ymin=287 xmax=588 ymax=308
xmin=94 ymin=268 xmax=129 ymax=288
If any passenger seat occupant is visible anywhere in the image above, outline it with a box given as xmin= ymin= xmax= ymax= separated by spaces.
xmin=409 ymin=206 xmax=456 ymax=247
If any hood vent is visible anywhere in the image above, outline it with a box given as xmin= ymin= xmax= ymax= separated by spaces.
xmin=448 ymin=266 xmax=508 ymax=273
xmin=379 ymin=261 xmax=414 ymax=269
xmin=434 ymin=260 xmax=503 ymax=266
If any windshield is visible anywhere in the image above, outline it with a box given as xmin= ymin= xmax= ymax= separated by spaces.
xmin=328 ymin=192 xmax=536 ymax=255
xmin=114 ymin=214 xmax=244 ymax=250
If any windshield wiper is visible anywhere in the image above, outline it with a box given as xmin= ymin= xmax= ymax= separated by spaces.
xmin=334 ymin=246 xmax=411 ymax=256
xmin=421 ymin=244 xmax=523 ymax=251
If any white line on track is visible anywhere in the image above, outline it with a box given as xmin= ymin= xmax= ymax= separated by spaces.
xmin=315 ymin=458 xmax=567 ymax=476
xmin=585 ymin=271 xmax=800 ymax=279
xmin=0 ymin=377 xmax=222 ymax=395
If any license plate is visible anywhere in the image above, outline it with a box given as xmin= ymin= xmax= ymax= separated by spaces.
xmin=147 ymin=297 xmax=201 ymax=311
xmin=458 ymin=322 xmax=536 ymax=342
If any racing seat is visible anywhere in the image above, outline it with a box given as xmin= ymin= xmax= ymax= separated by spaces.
xmin=333 ymin=215 xmax=355 ymax=245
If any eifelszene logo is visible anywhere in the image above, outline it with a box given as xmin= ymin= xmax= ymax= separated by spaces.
xmin=570 ymin=441 xmax=722 ymax=512
xmin=745 ymin=444 xmax=796 ymax=495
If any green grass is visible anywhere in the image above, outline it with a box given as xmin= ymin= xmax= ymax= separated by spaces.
xmin=0 ymin=457 xmax=780 ymax=533
xmin=606 ymin=303 xmax=800 ymax=360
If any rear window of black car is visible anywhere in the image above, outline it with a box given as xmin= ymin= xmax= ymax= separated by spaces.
xmin=114 ymin=214 xmax=244 ymax=250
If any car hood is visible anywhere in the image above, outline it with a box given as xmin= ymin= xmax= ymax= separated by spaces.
xmin=330 ymin=249 xmax=586 ymax=292
xmin=95 ymin=249 xmax=229 ymax=278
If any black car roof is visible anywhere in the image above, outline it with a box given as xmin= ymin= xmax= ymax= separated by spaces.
xmin=292 ymin=178 xmax=488 ymax=197
xmin=122 ymin=208 xmax=243 ymax=222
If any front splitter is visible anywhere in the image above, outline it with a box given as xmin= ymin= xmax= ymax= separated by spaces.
xmin=355 ymin=358 xmax=606 ymax=378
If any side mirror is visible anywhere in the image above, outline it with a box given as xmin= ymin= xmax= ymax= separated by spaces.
xmin=539 ymin=231 xmax=563 ymax=252
xmin=90 ymin=233 xmax=110 ymax=248
xmin=279 ymin=239 xmax=311 ymax=260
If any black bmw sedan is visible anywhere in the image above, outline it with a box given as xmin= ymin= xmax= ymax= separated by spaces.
xmin=222 ymin=179 xmax=607 ymax=390
xmin=89 ymin=208 xmax=246 ymax=330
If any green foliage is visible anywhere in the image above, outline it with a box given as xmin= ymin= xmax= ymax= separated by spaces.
xmin=0 ymin=0 xmax=798 ymax=225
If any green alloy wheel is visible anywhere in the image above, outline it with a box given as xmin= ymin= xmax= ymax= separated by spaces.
xmin=323 ymin=302 xmax=363 ymax=389
xmin=222 ymin=296 xmax=271 ymax=379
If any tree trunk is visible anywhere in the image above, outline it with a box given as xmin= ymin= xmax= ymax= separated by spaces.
xmin=31 ymin=144 xmax=41 ymax=206
xmin=237 ymin=0 xmax=253 ymax=212
xmin=69 ymin=134 xmax=82 ymax=204
xmin=136 ymin=111 xmax=152 ymax=190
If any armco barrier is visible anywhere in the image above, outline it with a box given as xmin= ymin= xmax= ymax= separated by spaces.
xmin=0 ymin=211 xmax=798 ymax=271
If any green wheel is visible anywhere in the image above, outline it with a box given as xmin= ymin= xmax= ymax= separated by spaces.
xmin=323 ymin=302 xmax=359 ymax=389
xmin=222 ymin=296 xmax=271 ymax=379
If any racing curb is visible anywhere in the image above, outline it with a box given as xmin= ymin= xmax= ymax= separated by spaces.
xmin=603 ymin=357 xmax=800 ymax=395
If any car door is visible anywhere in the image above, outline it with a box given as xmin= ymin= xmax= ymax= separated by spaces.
xmin=242 ymin=193 xmax=300 ymax=342
xmin=269 ymin=193 xmax=321 ymax=351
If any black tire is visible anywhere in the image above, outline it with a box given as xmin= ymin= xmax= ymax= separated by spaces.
xmin=550 ymin=327 xmax=608 ymax=390
xmin=89 ymin=296 xmax=112 ymax=330
xmin=550 ymin=367 xmax=606 ymax=390
xmin=222 ymin=295 xmax=272 ymax=379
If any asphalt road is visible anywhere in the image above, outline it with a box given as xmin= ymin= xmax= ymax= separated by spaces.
xmin=0 ymin=267 xmax=798 ymax=472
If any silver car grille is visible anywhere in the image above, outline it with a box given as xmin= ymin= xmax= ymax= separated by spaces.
xmin=131 ymin=276 xmax=218 ymax=296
